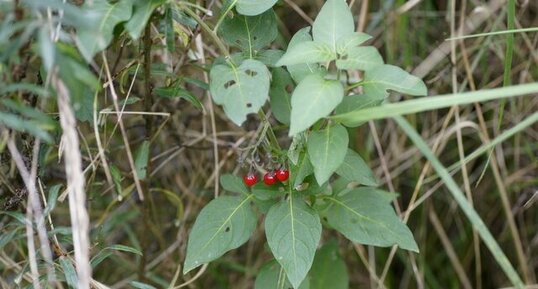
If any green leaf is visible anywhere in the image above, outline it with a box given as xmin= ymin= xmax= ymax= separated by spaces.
xmin=236 ymin=0 xmax=278 ymax=16
xmin=183 ymin=195 xmax=256 ymax=274
xmin=129 ymin=281 xmax=157 ymax=289
xmin=255 ymin=49 xmax=285 ymax=67
xmin=59 ymin=256 xmax=78 ymax=289
xmin=251 ymin=182 xmax=285 ymax=200
xmin=307 ymin=124 xmax=349 ymax=185
xmin=164 ymin=5 xmax=175 ymax=52
xmin=309 ymin=241 xmax=348 ymax=289
xmin=276 ymin=41 xmax=336 ymax=67
xmin=335 ymin=94 xmax=384 ymax=115
xmin=285 ymin=27 xmax=324 ymax=83
xmin=0 ymin=111 xmax=53 ymax=143
xmin=255 ymin=260 xmax=310 ymax=289
xmin=323 ymin=188 xmax=418 ymax=252
xmin=289 ymin=74 xmax=344 ymax=135
xmin=288 ymin=133 xmax=306 ymax=165
xmin=44 ymin=185 xmax=61 ymax=217
xmin=220 ymin=174 xmax=249 ymax=195
xmin=76 ymin=0 xmax=133 ymax=61
xmin=312 ymin=0 xmax=355 ymax=51
xmin=106 ymin=244 xmax=143 ymax=256
xmin=336 ymin=32 xmax=372 ymax=54
xmin=209 ymin=59 xmax=270 ymax=125
xmin=335 ymin=149 xmax=377 ymax=186
xmin=291 ymin=152 xmax=314 ymax=188
xmin=362 ymin=64 xmax=427 ymax=99
xmin=134 ymin=141 xmax=150 ymax=180
xmin=219 ymin=10 xmax=277 ymax=54
xmin=265 ymin=196 xmax=321 ymax=289
xmin=154 ymin=85 xmax=203 ymax=110
xmin=125 ymin=0 xmax=166 ymax=40
xmin=269 ymin=68 xmax=293 ymax=125
xmin=336 ymin=46 xmax=383 ymax=71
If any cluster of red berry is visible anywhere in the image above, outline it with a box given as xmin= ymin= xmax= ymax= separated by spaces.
xmin=243 ymin=168 xmax=289 ymax=187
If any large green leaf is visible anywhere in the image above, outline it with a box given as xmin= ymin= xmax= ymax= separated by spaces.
xmin=236 ymin=0 xmax=278 ymax=16
xmin=265 ymin=197 xmax=321 ymax=289
xmin=220 ymin=174 xmax=249 ymax=195
xmin=312 ymin=0 xmax=355 ymax=51
xmin=219 ymin=10 xmax=277 ymax=55
xmin=209 ymin=59 xmax=270 ymax=125
xmin=76 ymin=0 xmax=133 ymax=61
xmin=335 ymin=94 xmax=384 ymax=115
xmin=291 ymin=152 xmax=314 ymax=188
xmin=335 ymin=32 xmax=372 ymax=55
xmin=307 ymin=124 xmax=349 ymax=185
xmin=276 ymin=41 xmax=336 ymax=66
xmin=309 ymin=241 xmax=348 ymax=289
xmin=323 ymin=188 xmax=419 ymax=252
xmin=336 ymin=46 xmax=383 ymax=71
xmin=255 ymin=260 xmax=310 ymax=289
xmin=183 ymin=195 xmax=256 ymax=273
xmin=285 ymin=27 xmax=325 ymax=83
xmin=289 ymin=74 xmax=344 ymax=135
xmin=362 ymin=65 xmax=427 ymax=99
xmin=335 ymin=149 xmax=378 ymax=186
xmin=125 ymin=0 xmax=166 ymax=40
xmin=269 ymin=68 xmax=293 ymax=125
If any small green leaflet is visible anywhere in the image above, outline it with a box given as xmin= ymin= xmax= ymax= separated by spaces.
xmin=285 ymin=27 xmax=325 ymax=83
xmin=255 ymin=260 xmax=310 ymax=289
xmin=183 ymin=195 xmax=256 ymax=274
xmin=289 ymin=74 xmax=344 ymax=135
xmin=336 ymin=32 xmax=372 ymax=55
xmin=76 ymin=0 xmax=133 ymax=61
xmin=209 ymin=59 xmax=270 ymax=125
xmin=323 ymin=188 xmax=419 ymax=252
xmin=269 ymin=68 xmax=293 ymax=125
xmin=276 ymin=41 xmax=336 ymax=67
xmin=219 ymin=10 xmax=277 ymax=55
xmin=134 ymin=141 xmax=150 ymax=180
xmin=335 ymin=149 xmax=378 ymax=187
xmin=335 ymin=46 xmax=384 ymax=71
xmin=235 ymin=0 xmax=279 ymax=16
xmin=265 ymin=196 xmax=321 ymax=289
xmin=362 ymin=64 xmax=428 ymax=99
xmin=312 ymin=0 xmax=355 ymax=52
xmin=307 ymin=124 xmax=349 ymax=185
xmin=309 ymin=241 xmax=348 ymax=289
xmin=125 ymin=0 xmax=166 ymax=40
xmin=220 ymin=174 xmax=249 ymax=195
xmin=291 ymin=152 xmax=314 ymax=188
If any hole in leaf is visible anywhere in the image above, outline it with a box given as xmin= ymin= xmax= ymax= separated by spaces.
xmin=244 ymin=69 xmax=258 ymax=77
xmin=224 ymin=80 xmax=236 ymax=89
xmin=323 ymin=216 xmax=328 ymax=222
xmin=351 ymin=218 xmax=358 ymax=224
xmin=340 ymin=54 xmax=348 ymax=60
xmin=225 ymin=227 xmax=230 ymax=232
xmin=285 ymin=84 xmax=293 ymax=93
xmin=246 ymin=103 xmax=252 ymax=108
xmin=253 ymin=36 xmax=258 ymax=41
xmin=235 ymin=39 xmax=241 ymax=45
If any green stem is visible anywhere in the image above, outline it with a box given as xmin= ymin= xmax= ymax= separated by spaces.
xmin=258 ymin=110 xmax=281 ymax=151
xmin=498 ymin=0 xmax=516 ymax=130
xmin=178 ymin=3 xmax=229 ymax=58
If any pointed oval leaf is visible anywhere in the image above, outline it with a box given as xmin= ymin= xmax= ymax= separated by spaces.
xmin=286 ymin=27 xmax=325 ymax=83
xmin=335 ymin=149 xmax=378 ymax=186
xmin=265 ymin=197 xmax=321 ymax=289
xmin=309 ymin=241 xmax=349 ymax=289
xmin=183 ymin=195 xmax=256 ymax=274
xmin=289 ymin=74 xmax=344 ymax=135
xmin=220 ymin=174 xmax=248 ymax=195
xmin=125 ymin=0 xmax=166 ymax=40
xmin=307 ymin=124 xmax=349 ymax=185
xmin=269 ymin=67 xmax=293 ymax=125
xmin=276 ymin=41 xmax=336 ymax=67
xmin=209 ymin=59 xmax=270 ymax=125
xmin=336 ymin=46 xmax=384 ymax=71
xmin=312 ymin=0 xmax=355 ymax=51
xmin=236 ymin=0 xmax=278 ymax=16
xmin=134 ymin=141 xmax=150 ymax=180
xmin=219 ymin=10 xmax=277 ymax=52
xmin=323 ymin=188 xmax=419 ymax=252
xmin=363 ymin=64 xmax=427 ymax=99
xmin=336 ymin=32 xmax=372 ymax=54
xmin=76 ymin=0 xmax=133 ymax=61
xmin=255 ymin=260 xmax=310 ymax=289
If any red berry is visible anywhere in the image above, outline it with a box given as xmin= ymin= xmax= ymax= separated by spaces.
xmin=243 ymin=173 xmax=257 ymax=187
xmin=263 ymin=172 xmax=277 ymax=185
xmin=276 ymin=169 xmax=289 ymax=182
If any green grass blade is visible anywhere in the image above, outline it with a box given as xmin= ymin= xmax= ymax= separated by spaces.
xmin=331 ymin=83 xmax=538 ymax=126
xmin=394 ymin=115 xmax=525 ymax=289
xmin=445 ymin=27 xmax=538 ymax=41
